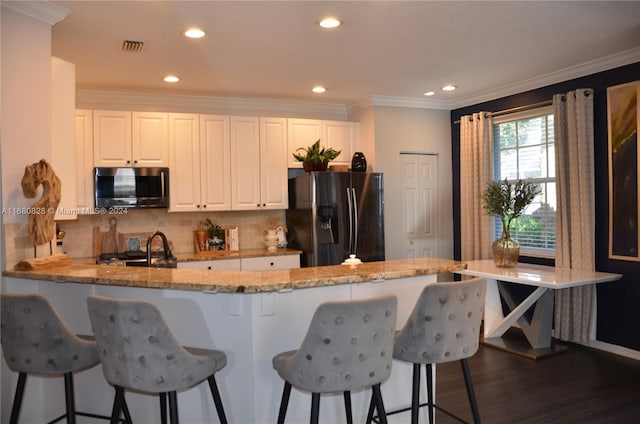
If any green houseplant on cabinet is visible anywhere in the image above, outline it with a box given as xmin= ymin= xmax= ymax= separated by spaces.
xmin=480 ymin=178 xmax=540 ymax=267
xmin=292 ymin=139 xmax=341 ymax=172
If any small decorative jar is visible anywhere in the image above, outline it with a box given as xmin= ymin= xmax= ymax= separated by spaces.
xmin=265 ymin=229 xmax=279 ymax=251
xmin=351 ymin=152 xmax=367 ymax=172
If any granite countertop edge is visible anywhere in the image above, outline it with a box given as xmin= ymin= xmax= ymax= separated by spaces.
xmin=3 ymin=258 xmax=468 ymax=294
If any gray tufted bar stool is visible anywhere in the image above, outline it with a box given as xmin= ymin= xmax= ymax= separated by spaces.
xmin=0 ymin=293 xmax=110 ymax=424
xmin=369 ymin=278 xmax=486 ymax=424
xmin=87 ymin=294 xmax=228 ymax=424
xmin=272 ymin=295 xmax=398 ymax=424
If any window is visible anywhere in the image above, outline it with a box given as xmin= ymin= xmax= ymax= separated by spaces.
xmin=492 ymin=107 xmax=555 ymax=256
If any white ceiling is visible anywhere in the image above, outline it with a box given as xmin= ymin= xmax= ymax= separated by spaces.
xmin=49 ymin=1 xmax=640 ymax=110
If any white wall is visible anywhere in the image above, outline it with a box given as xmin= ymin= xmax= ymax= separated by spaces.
xmin=372 ymin=106 xmax=453 ymax=260
xmin=1 ymin=5 xmax=57 ymax=422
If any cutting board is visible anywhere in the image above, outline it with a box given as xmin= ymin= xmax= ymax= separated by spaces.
xmin=101 ymin=217 xmax=126 ymax=254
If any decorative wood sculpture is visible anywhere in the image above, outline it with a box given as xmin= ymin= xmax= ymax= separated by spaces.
xmin=21 ymin=159 xmax=61 ymax=256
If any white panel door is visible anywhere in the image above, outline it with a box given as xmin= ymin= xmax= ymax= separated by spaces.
xmin=402 ymin=153 xmax=438 ymax=259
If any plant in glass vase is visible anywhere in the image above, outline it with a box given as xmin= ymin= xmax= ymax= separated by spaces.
xmin=480 ymin=178 xmax=540 ymax=267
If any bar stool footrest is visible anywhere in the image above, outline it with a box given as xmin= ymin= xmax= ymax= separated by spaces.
xmin=370 ymin=401 xmax=472 ymax=424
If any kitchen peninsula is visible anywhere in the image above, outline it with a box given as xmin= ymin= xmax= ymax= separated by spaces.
xmin=2 ymin=257 xmax=465 ymax=424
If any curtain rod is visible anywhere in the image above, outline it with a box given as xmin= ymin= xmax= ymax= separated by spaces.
xmin=453 ymin=99 xmax=553 ymax=124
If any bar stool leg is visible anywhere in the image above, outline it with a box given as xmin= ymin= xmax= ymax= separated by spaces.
xmin=461 ymin=359 xmax=481 ymax=424
xmin=63 ymin=372 xmax=76 ymax=424
xmin=160 ymin=393 xmax=168 ymax=424
xmin=207 ymin=375 xmax=228 ymax=424
xmin=9 ymin=372 xmax=27 ymax=424
xmin=365 ymin=394 xmax=376 ymax=424
xmin=277 ymin=381 xmax=292 ymax=424
xmin=371 ymin=384 xmax=388 ymax=424
xmin=343 ymin=391 xmax=353 ymax=424
xmin=426 ymin=364 xmax=435 ymax=424
xmin=310 ymin=393 xmax=320 ymax=424
xmin=411 ymin=363 xmax=421 ymax=424
xmin=168 ymin=391 xmax=179 ymax=424
xmin=110 ymin=386 xmax=125 ymax=424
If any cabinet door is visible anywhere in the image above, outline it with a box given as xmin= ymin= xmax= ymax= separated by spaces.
xmin=168 ymin=113 xmax=201 ymax=212
xmin=75 ymin=109 xmax=94 ymax=212
xmin=260 ymin=117 xmax=288 ymax=209
xmin=177 ymin=259 xmax=241 ymax=271
xmin=287 ymin=118 xmax=321 ymax=168
xmin=93 ymin=110 xmax=132 ymax=167
xmin=200 ymin=115 xmax=231 ymax=210
xmin=322 ymin=120 xmax=359 ymax=166
xmin=132 ymin=112 xmax=168 ymax=167
xmin=230 ymin=116 xmax=261 ymax=210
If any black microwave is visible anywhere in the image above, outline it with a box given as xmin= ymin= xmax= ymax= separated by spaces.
xmin=94 ymin=167 xmax=169 ymax=208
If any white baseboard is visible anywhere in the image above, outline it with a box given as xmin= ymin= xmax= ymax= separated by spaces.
xmin=587 ymin=339 xmax=640 ymax=361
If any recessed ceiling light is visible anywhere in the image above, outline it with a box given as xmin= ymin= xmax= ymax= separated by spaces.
xmin=319 ymin=17 xmax=341 ymax=29
xmin=163 ymin=75 xmax=180 ymax=83
xmin=424 ymin=91 xmax=435 ymax=96
xmin=312 ymin=86 xmax=326 ymax=93
xmin=184 ymin=28 xmax=205 ymax=39
xmin=442 ymin=85 xmax=457 ymax=91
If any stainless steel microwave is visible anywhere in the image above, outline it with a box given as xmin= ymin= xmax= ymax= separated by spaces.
xmin=94 ymin=167 xmax=169 ymax=208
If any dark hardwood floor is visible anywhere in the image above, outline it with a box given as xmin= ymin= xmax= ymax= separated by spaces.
xmin=431 ymin=341 xmax=640 ymax=424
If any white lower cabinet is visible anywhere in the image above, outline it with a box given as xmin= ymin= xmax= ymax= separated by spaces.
xmin=177 ymin=254 xmax=300 ymax=271
xmin=240 ymin=254 xmax=300 ymax=270
xmin=177 ymin=259 xmax=240 ymax=271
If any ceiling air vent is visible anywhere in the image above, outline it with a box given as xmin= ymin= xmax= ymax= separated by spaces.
xmin=121 ymin=39 xmax=145 ymax=52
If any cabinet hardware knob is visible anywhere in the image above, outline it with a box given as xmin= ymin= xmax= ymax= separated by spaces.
xmin=270 ymin=262 xmax=274 ymax=266
xmin=207 ymin=266 xmax=212 ymax=270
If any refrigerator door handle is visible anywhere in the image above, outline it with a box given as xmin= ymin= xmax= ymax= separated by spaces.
xmin=346 ymin=187 xmax=354 ymax=254
xmin=351 ymin=188 xmax=358 ymax=254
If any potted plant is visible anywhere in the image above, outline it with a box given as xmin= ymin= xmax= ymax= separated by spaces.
xmin=292 ymin=139 xmax=341 ymax=172
xmin=203 ymin=218 xmax=225 ymax=250
xmin=480 ymin=178 xmax=540 ymax=267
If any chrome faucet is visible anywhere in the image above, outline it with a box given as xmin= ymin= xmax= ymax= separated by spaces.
xmin=147 ymin=231 xmax=176 ymax=267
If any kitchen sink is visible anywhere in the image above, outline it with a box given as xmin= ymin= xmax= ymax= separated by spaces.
xmin=125 ymin=258 xmax=177 ymax=268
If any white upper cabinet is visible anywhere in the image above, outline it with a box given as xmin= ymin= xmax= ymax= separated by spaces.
xmin=322 ymin=120 xmax=359 ymax=167
xmin=231 ymin=116 xmax=288 ymax=210
xmin=287 ymin=118 xmax=322 ymax=168
xmin=168 ymin=113 xmax=231 ymax=212
xmin=287 ymin=118 xmax=359 ymax=168
xmin=200 ymin=114 xmax=232 ymax=210
xmin=93 ymin=110 xmax=168 ymax=167
xmin=74 ymin=109 xmax=94 ymax=212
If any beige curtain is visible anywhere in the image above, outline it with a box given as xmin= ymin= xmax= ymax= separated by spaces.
xmin=553 ymin=88 xmax=595 ymax=344
xmin=460 ymin=112 xmax=493 ymax=261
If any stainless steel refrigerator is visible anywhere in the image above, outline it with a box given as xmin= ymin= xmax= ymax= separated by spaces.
xmin=286 ymin=172 xmax=385 ymax=267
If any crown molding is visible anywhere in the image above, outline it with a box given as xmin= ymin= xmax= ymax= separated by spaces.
xmin=76 ymin=90 xmax=349 ymax=119
xmin=347 ymin=95 xmax=451 ymax=113
xmin=449 ymin=47 xmax=640 ymax=109
xmin=1 ymin=1 xmax=70 ymax=25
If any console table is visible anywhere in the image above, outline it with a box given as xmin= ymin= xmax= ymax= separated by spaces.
xmin=455 ymin=260 xmax=622 ymax=359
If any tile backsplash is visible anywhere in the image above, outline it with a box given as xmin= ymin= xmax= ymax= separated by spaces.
xmin=4 ymin=209 xmax=286 ymax=267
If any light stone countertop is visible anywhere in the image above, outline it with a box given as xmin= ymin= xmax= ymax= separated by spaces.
xmin=3 ymin=257 xmax=467 ymax=294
